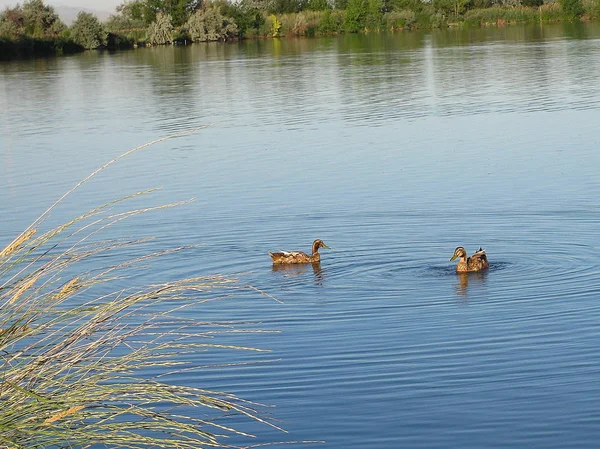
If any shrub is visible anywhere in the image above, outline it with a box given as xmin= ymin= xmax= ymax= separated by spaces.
xmin=345 ymin=0 xmax=368 ymax=31
xmin=539 ymin=1 xmax=563 ymax=20
xmin=185 ymin=7 xmax=238 ymax=42
xmin=147 ymin=11 xmax=174 ymax=45
xmin=269 ymin=13 xmax=282 ymax=36
xmin=560 ymin=0 xmax=584 ymax=17
xmin=582 ymin=0 xmax=600 ymax=18
xmin=385 ymin=9 xmax=416 ymax=28
xmin=320 ymin=8 xmax=345 ymax=32
xmin=70 ymin=11 xmax=107 ymax=49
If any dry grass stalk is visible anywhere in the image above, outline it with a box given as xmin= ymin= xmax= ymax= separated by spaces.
xmin=44 ymin=405 xmax=85 ymax=424
xmin=0 ymin=229 xmax=36 ymax=258
xmin=9 ymin=273 xmax=41 ymax=305
xmin=53 ymin=277 xmax=81 ymax=300
xmin=1 ymin=127 xmax=288 ymax=449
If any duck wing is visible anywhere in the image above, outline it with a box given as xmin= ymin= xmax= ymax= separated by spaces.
xmin=269 ymin=250 xmax=306 ymax=261
xmin=467 ymin=249 xmax=488 ymax=270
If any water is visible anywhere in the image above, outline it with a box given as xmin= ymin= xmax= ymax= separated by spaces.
xmin=2 ymin=22 xmax=600 ymax=448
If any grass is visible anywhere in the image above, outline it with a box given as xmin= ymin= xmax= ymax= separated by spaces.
xmin=0 ymin=127 xmax=290 ymax=448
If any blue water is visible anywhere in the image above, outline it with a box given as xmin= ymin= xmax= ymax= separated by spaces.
xmin=2 ymin=23 xmax=600 ymax=448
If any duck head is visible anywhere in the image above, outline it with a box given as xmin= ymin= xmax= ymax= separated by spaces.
xmin=450 ymin=246 xmax=467 ymax=261
xmin=312 ymin=239 xmax=329 ymax=254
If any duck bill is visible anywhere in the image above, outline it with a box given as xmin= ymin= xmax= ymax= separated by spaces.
xmin=449 ymin=254 xmax=458 ymax=261
xmin=323 ymin=244 xmax=330 ymax=249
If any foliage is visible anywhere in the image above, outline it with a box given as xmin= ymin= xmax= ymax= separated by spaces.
xmin=539 ymin=1 xmax=563 ymax=20
xmin=320 ymin=8 xmax=345 ymax=32
xmin=0 ymin=0 xmax=65 ymax=38
xmin=306 ymin=0 xmax=331 ymax=10
xmin=104 ymin=13 xmax=146 ymax=32
xmin=70 ymin=11 xmax=108 ymax=49
xmin=463 ymin=6 xmax=538 ymax=24
xmin=385 ymin=8 xmax=416 ymax=28
xmin=560 ymin=0 xmax=584 ymax=17
xmin=0 ymin=35 xmax=83 ymax=59
xmin=0 ymin=129 xmax=282 ymax=448
xmin=185 ymin=6 xmax=238 ymax=41
xmin=521 ymin=0 xmax=544 ymax=7
xmin=269 ymin=13 xmax=282 ymax=35
xmin=219 ymin=1 xmax=266 ymax=37
xmin=582 ymin=0 xmax=600 ymax=18
xmin=269 ymin=0 xmax=304 ymax=13
xmin=147 ymin=11 xmax=174 ymax=44
xmin=366 ymin=0 xmax=384 ymax=29
xmin=118 ymin=0 xmax=203 ymax=26
xmin=345 ymin=0 xmax=368 ymax=31
xmin=22 ymin=0 xmax=65 ymax=36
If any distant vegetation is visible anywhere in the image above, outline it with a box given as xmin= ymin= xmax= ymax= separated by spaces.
xmin=2 ymin=0 xmax=600 ymax=58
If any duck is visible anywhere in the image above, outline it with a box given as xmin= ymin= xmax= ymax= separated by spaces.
xmin=269 ymin=239 xmax=329 ymax=264
xmin=450 ymin=246 xmax=489 ymax=273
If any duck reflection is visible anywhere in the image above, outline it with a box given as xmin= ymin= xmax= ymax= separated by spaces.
xmin=455 ymin=270 xmax=488 ymax=297
xmin=271 ymin=262 xmax=325 ymax=285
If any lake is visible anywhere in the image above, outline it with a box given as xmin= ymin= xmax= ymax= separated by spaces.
xmin=2 ymin=22 xmax=600 ymax=448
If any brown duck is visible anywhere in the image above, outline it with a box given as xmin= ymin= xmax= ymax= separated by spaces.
xmin=450 ymin=247 xmax=489 ymax=273
xmin=269 ymin=239 xmax=329 ymax=264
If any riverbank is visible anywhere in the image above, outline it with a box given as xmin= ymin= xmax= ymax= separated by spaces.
xmin=1 ymin=0 xmax=599 ymax=60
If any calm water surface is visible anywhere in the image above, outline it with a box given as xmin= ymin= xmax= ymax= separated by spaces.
xmin=2 ymin=22 xmax=600 ymax=448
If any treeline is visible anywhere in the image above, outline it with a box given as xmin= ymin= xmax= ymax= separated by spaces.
xmin=1 ymin=0 xmax=600 ymax=59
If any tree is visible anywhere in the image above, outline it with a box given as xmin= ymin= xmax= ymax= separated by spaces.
xmin=0 ymin=7 xmax=25 ymax=36
xmin=21 ymin=0 xmax=65 ymax=36
xmin=147 ymin=11 xmax=174 ymax=44
xmin=345 ymin=0 xmax=368 ymax=31
xmin=71 ymin=11 xmax=108 ymax=49
xmin=185 ymin=6 xmax=238 ymax=41
xmin=117 ymin=0 xmax=203 ymax=26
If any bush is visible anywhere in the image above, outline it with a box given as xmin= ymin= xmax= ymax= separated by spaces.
xmin=0 ymin=35 xmax=83 ymax=59
xmin=147 ymin=11 xmax=174 ymax=45
xmin=106 ymin=31 xmax=135 ymax=49
xmin=345 ymin=0 xmax=368 ymax=31
xmin=385 ymin=9 xmax=416 ymax=28
xmin=70 ymin=11 xmax=107 ymax=49
xmin=582 ymin=0 xmax=600 ymax=18
xmin=269 ymin=13 xmax=282 ymax=36
xmin=539 ymin=1 xmax=563 ymax=20
xmin=185 ymin=7 xmax=238 ymax=42
xmin=560 ymin=0 xmax=584 ymax=17
xmin=320 ymin=8 xmax=345 ymax=32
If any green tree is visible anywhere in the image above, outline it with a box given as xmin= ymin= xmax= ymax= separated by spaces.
xmin=345 ymin=0 xmax=368 ymax=31
xmin=71 ymin=11 xmax=108 ymax=49
xmin=21 ymin=0 xmax=65 ymax=36
xmin=218 ymin=2 xmax=263 ymax=37
xmin=147 ymin=11 xmax=174 ymax=44
xmin=185 ymin=6 xmax=238 ymax=41
xmin=560 ymin=0 xmax=583 ymax=17
xmin=0 ymin=7 xmax=25 ymax=36
xmin=366 ymin=0 xmax=383 ymax=29
xmin=117 ymin=0 xmax=202 ymax=26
